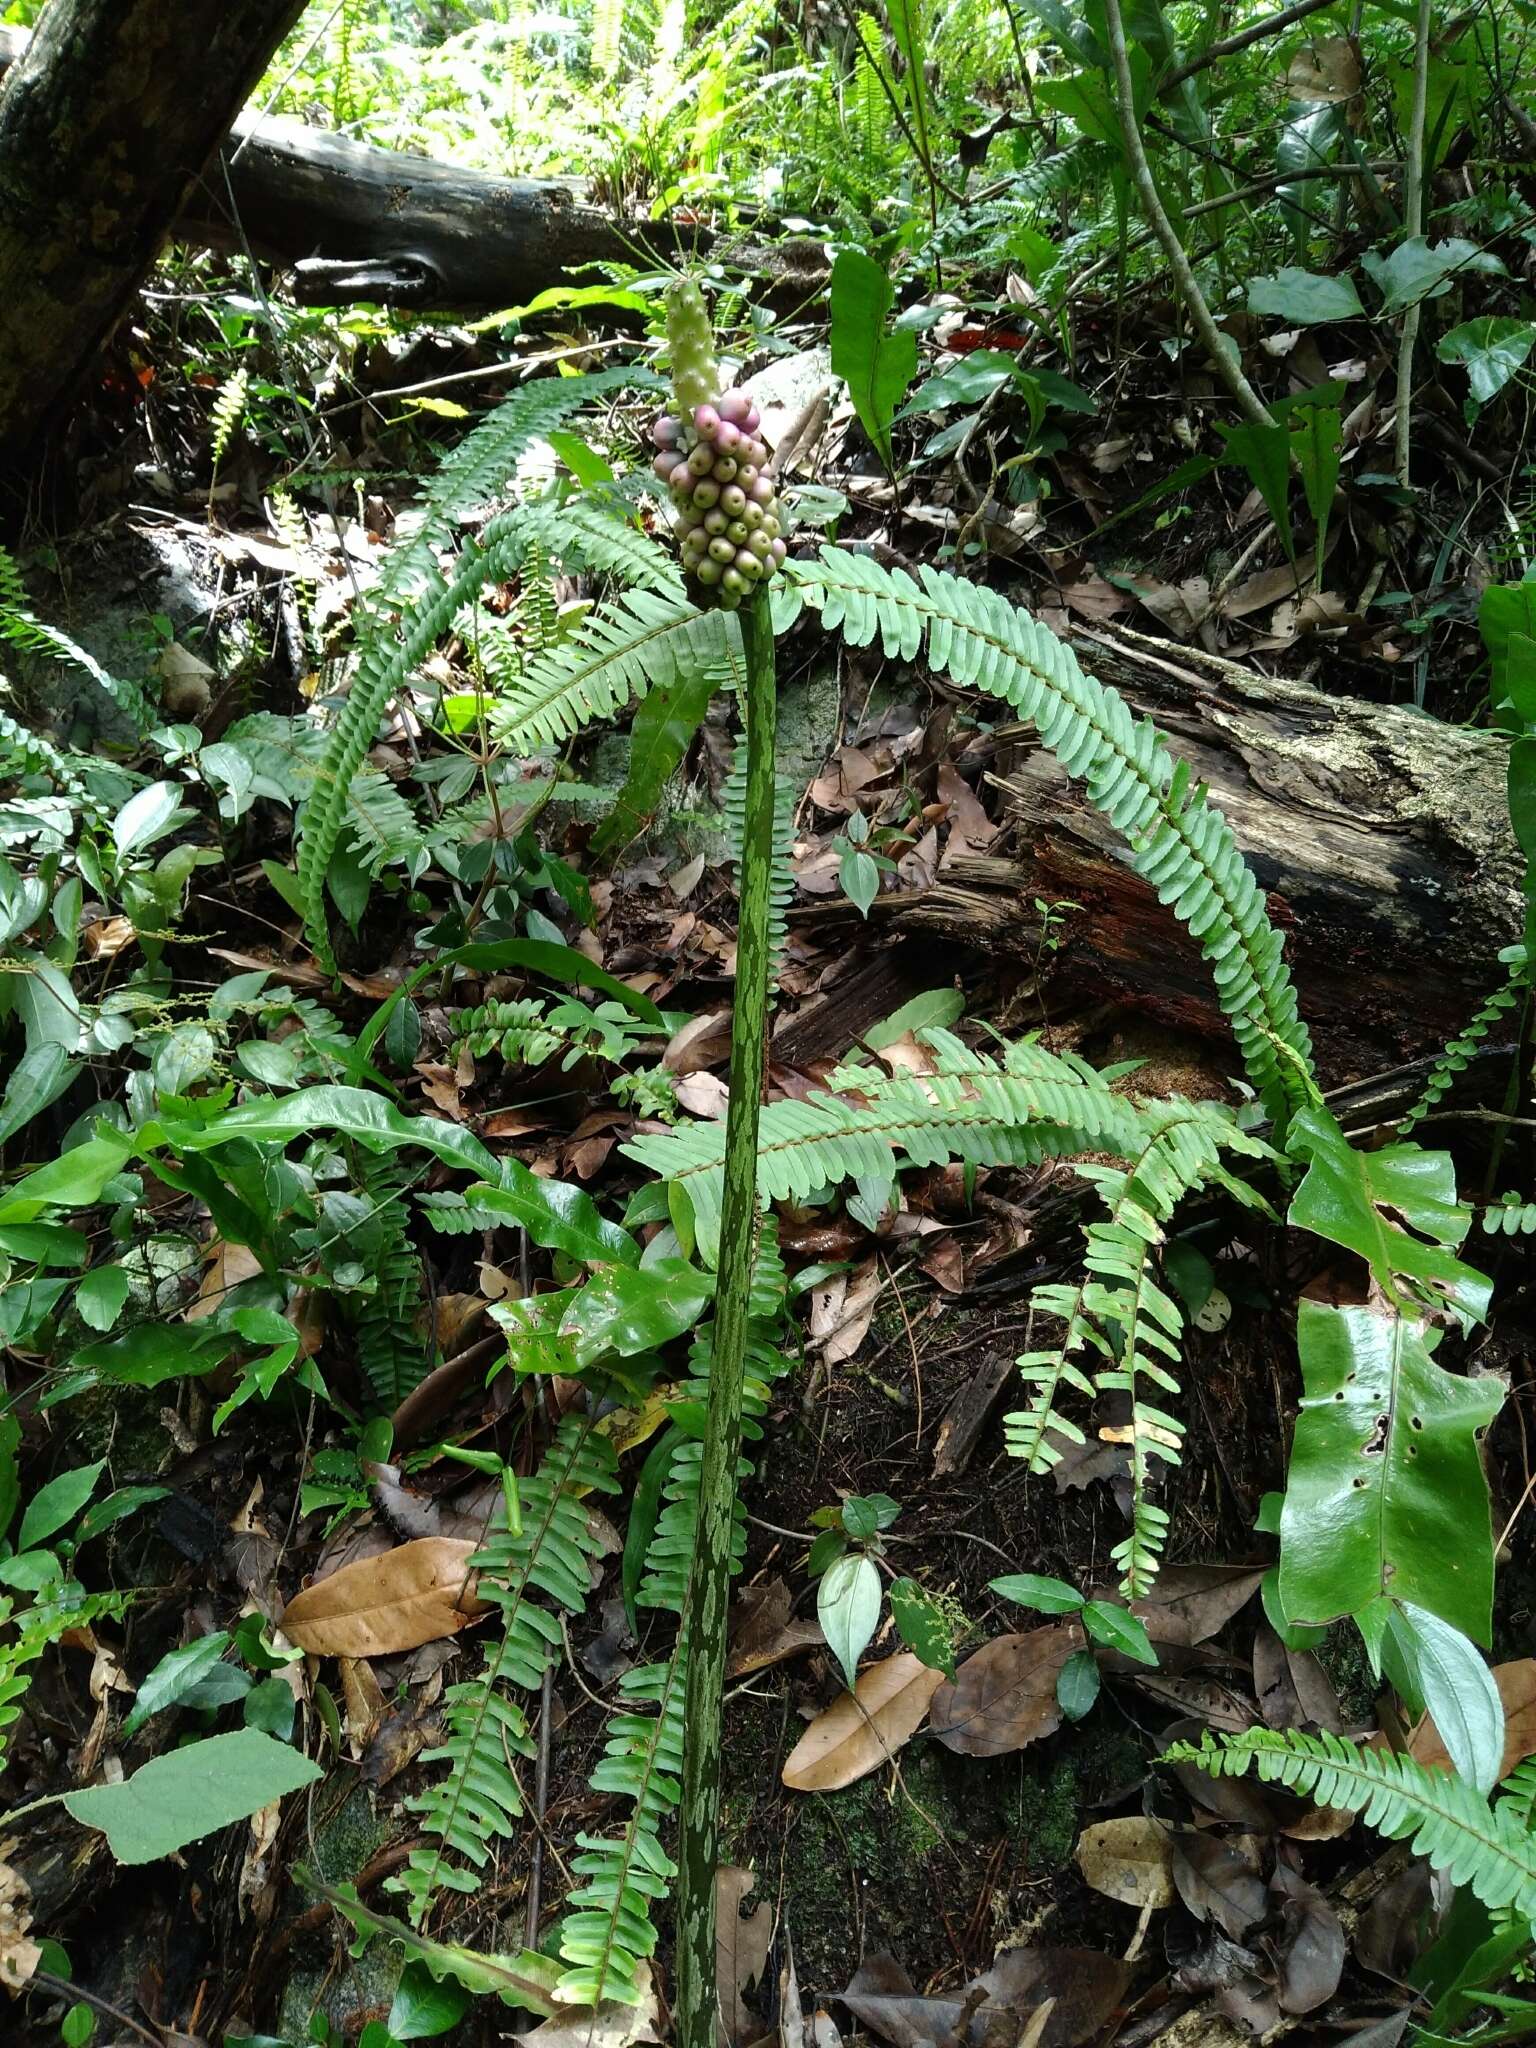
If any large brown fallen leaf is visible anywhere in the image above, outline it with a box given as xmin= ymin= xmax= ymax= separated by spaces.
xmin=716 ymin=1867 xmax=774 ymax=2047
xmin=1128 ymin=1567 xmax=1264 ymax=1651
xmin=1076 ymin=1817 xmax=1177 ymax=1909
xmin=839 ymin=1946 xmax=1131 ymax=2048
xmin=281 ymin=1537 xmax=486 ymax=1657
xmin=1410 ymin=1658 xmax=1536 ymax=1784
xmin=782 ymin=1652 xmax=945 ymax=1790
xmin=929 ymin=1625 xmax=1080 ymax=1757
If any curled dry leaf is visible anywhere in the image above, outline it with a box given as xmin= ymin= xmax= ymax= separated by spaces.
xmin=716 ymin=1866 xmax=774 ymax=2047
xmin=782 ymin=1651 xmax=945 ymax=1791
xmin=1128 ymin=1566 xmax=1265 ymax=1651
xmin=1171 ymin=1831 xmax=1267 ymax=1941
xmin=513 ymin=1962 xmax=661 ymax=2048
xmin=280 ymin=1536 xmax=487 ymax=1658
xmin=929 ymin=1624 xmax=1081 ymax=1758
xmin=1269 ymin=1863 xmax=1346 ymax=2014
xmin=1076 ymin=1817 xmax=1177 ymax=1910
xmin=0 ymin=1848 xmax=41 ymax=1992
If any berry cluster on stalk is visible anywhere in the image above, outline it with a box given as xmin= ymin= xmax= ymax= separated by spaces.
xmin=651 ymin=281 xmax=786 ymax=610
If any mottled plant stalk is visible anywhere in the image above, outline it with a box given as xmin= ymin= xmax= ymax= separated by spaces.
xmin=672 ymin=585 xmax=777 ymax=2048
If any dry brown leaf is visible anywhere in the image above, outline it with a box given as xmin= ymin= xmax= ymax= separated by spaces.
xmin=782 ymin=1652 xmax=945 ymax=1791
xmin=339 ymin=1655 xmax=389 ymax=1756
xmin=1129 ymin=1567 xmax=1264 ymax=1649
xmin=935 ymin=758 xmax=997 ymax=858
xmin=929 ymin=1624 xmax=1081 ymax=1757
xmin=727 ymin=1577 xmax=825 ymax=1680
xmin=1410 ymin=1657 xmax=1536 ymax=1782
xmin=513 ymin=1964 xmax=661 ymax=2048
xmin=1287 ymin=35 xmax=1362 ymax=101
xmin=281 ymin=1537 xmax=486 ymax=1657
xmin=717 ymin=1867 xmax=774 ymax=2046
xmin=1076 ymin=1816 xmax=1177 ymax=1909
xmin=664 ymin=1009 xmax=732 ymax=1074
xmin=186 ymin=1238 xmax=266 ymax=1321
xmin=0 ymin=1847 xmax=41 ymax=1992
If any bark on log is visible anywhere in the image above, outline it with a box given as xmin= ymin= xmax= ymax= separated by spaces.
xmin=1000 ymin=631 xmax=1523 ymax=1086
xmin=0 ymin=0 xmax=309 ymax=465
xmin=796 ymin=631 xmax=1521 ymax=1088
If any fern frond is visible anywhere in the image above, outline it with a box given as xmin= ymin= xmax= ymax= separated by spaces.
xmin=785 ymin=549 xmax=1316 ymax=1132
xmin=348 ymin=1157 xmax=428 ymax=1409
xmin=1400 ymin=952 xmax=1527 ymax=1137
xmin=393 ymin=1418 xmax=619 ymax=1924
xmin=0 ymin=546 xmax=155 ymax=735
xmin=592 ymin=0 xmax=626 ymax=74
xmin=623 ymin=1027 xmax=1149 ymax=1263
xmin=491 ymin=590 xmax=734 ymax=756
xmin=0 ymin=702 xmax=110 ymax=819
xmin=1482 ymin=1193 xmax=1536 ymax=1236
xmin=209 ymin=368 xmax=250 ymax=476
xmin=1167 ymin=1729 xmax=1536 ymax=1931
xmin=297 ymin=369 xmax=650 ymax=972
xmin=541 ymin=496 xmax=682 ymax=596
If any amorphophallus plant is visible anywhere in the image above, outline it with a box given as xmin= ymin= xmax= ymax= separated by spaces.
xmin=655 ymin=278 xmax=781 ymax=2048
xmin=651 ymin=279 xmax=787 ymax=607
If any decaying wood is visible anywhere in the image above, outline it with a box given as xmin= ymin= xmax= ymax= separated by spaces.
xmin=820 ymin=633 xmax=1520 ymax=1088
xmin=0 ymin=1 xmax=308 ymax=464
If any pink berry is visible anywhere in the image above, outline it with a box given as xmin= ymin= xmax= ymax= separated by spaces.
xmin=746 ymin=438 xmax=769 ymax=468
xmin=742 ymin=406 xmax=761 ymax=434
xmin=670 ymin=460 xmax=694 ymax=492
xmin=715 ymin=421 xmax=742 ymax=454
xmin=653 ymin=451 xmax=678 ymax=482
xmin=770 ymin=539 xmax=786 ymax=565
xmin=694 ymin=403 xmax=721 ymax=436
xmin=719 ymin=390 xmax=751 ymax=425
xmin=652 ymin=415 xmax=680 ymax=449
xmin=748 ymin=475 xmax=774 ymax=505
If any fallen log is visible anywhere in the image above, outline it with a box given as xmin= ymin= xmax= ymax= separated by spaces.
xmin=797 ymin=629 xmax=1521 ymax=1090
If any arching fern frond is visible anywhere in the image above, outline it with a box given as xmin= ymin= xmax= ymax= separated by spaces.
xmin=784 ymin=548 xmax=1315 ymax=1134
xmin=1400 ymin=948 xmax=1528 ymax=1137
xmin=0 ymin=546 xmax=155 ymax=735
xmin=622 ymin=1027 xmax=1149 ymax=1263
xmin=541 ymin=495 xmax=683 ymax=597
xmin=491 ymin=590 xmax=733 ymax=756
xmin=0 ymin=702 xmax=111 ymax=820
xmin=348 ymin=1156 xmax=428 ymax=1409
xmin=392 ymin=1418 xmax=619 ymax=1925
xmin=1166 ymin=1729 xmax=1536 ymax=1931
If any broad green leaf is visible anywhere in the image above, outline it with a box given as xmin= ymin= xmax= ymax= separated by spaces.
xmin=556 ymin=1258 xmax=712 ymax=1367
xmin=1480 ymin=581 xmax=1536 ymax=721
xmin=0 ymin=1131 xmax=134 ymax=1223
xmin=155 ymin=1088 xmax=635 ymax=1267
xmin=0 ymin=1043 xmax=74 ymax=1146
xmin=1362 ymin=238 xmax=1506 ymax=317
xmin=1081 ymin=1599 xmax=1157 ymax=1665
xmin=0 ymin=1222 xmax=87 ymax=1267
xmin=988 ymin=1572 xmax=1083 ymax=1614
xmin=839 ymin=840 xmax=880 ymax=917
xmin=1056 ymin=1648 xmax=1101 ymax=1720
xmin=72 ymin=1323 xmax=231 ymax=1388
xmin=297 ymin=1870 xmax=559 ymax=2013
xmin=111 ymin=781 xmax=186 ymax=859
xmin=588 ymin=661 xmax=715 ymax=860
xmin=243 ymin=1676 xmax=297 ymax=1739
xmin=1437 ymin=319 xmax=1536 ymax=425
xmin=830 ymin=250 xmax=918 ymax=474
xmin=898 ymin=352 xmax=1015 ymax=418
xmin=389 ymin=1959 xmax=472 ymax=2040
xmin=74 ymin=1484 xmax=169 ymax=1545
xmin=64 ymin=1729 xmax=322 ymax=1863
xmin=121 ymin=1632 xmax=234 ymax=1739
xmin=865 ymin=988 xmax=965 ymax=1049
xmin=1247 ymin=269 xmax=1365 ymax=325
xmin=0 ymin=1413 xmax=19 ymax=1542
xmin=1291 ymin=402 xmax=1342 ymax=543
xmin=1510 ymin=737 xmax=1536 ymax=862
xmin=1384 ymin=1601 xmax=1504 ymax=1793
xmin=819 ymin=1552 xmax=883 ymax=1690
xmin=0 ymin=857 xmax=48 ymax=946
xmin=1219 ymin=419 xmax=1295 ymax=558
xmin=1279 ymin=1302 xmax=1502 ymax=1641
xmin=18 ymin=1458 xmax=105 ymax=1550
xmin=1287 ymin=1106 xmax=1491 ymax=1323
xmin=890 ymin=1577 xmax=956 ymax=1676
xmin=75 ymin=1264 xmax=129 ymax=1331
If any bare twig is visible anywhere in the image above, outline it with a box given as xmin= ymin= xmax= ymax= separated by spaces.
xmin=1395 ymin=0 xmax=1433 ymax=487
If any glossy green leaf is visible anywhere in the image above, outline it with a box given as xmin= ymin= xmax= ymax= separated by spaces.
xmin=74 ymin=1484 xmax=169 ymax=1546
xmin=1247 ymin=269 xmax=1365 ymax=325
xmin=0 ymin=1131 xmax=134 ymax=1223
xmin=74 ymin=1264 xmax=129 ymax=1331
xmin=0 ymin=1413 xmax=20 ymax=1542
xmin=1384 ymin=1601 xmax=1504 ymax=1793
xmin=1279 ymin=1301 xmax=1502 ymax=1640
xmin=0 ymin=1043 xmax=74 ymax=1146
xmin=1480 ymin=582 xmax=1536 ymax=721
xmin=111 ymin=781 xmax=185 ymax=859
xmin=1291 ymin=402 xmax=1342 ymax=543
xmin=557 ymin=1258 xmax=712 ymax=1367
xmin=389 ymin=1959 xmax=472 ymax=2040
xmin=889 ymin=1577 xmax=956 ymax=1676
xmin=1220 ymin=418 xmax=1294 ymax=557
xmin=122 ymin=1632 xmax=235 ymax=1739
xmin=1287 ymin=1106 xmax=1491 ymax=1323
xmin=1056 ymin=1648 xmax=1101 ymax=1720
xmin=1362 ymin=238 xmax=1506 ymax=317
xmin=830 ymin=249 xmax=918 ymax=474
xmin=1082 ymin=1600 xmax=1157 ymax=1665
xmin=988 ymin=1573 xmax=1083 ymax=1614
xmin=1437 ymin=319 xmax=1536 ymax=425
xmin=819 ymin=1551 xmax=883 ymax=1691
xmin=18 ymin=1458 xmax=104 ymax=1550
xmin=64 ymin=1730 xmax=322 ymax=1863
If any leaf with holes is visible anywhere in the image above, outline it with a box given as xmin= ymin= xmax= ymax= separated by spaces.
xmin=1278 ymin=1302 xmax=1502 ymax=1640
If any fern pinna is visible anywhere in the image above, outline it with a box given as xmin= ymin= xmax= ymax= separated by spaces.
xmin=392 ymin=1417 xmax=619 ymax=1925
xmin=296 ymin=367 xmax=651 ymax=973
xmin=1169 ymin=1728 xmax=1536 ymax=1932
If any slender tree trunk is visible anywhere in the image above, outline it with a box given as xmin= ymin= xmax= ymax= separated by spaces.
xmin=0 ymin=0 xmax=308 ymax=465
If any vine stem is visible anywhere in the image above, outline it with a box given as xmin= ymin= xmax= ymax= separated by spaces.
xmin=673 ymin=586 xmax=777 ymax=2048
xmin=1100 ymin=0 xmax=1273 ymax=429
